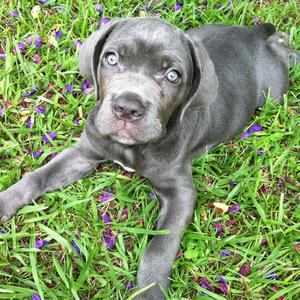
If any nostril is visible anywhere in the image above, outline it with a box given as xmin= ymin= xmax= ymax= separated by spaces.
xmin=131 ymin=109 xmax=144 ymax=118
xmin=113 ymin=93 xmax=145 ymax=121
xmin=113 ymin=103 xmax=123 ymax=113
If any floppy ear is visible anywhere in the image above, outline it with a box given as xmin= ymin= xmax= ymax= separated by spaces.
xmin=179 ymin=35 xmax=219 ymax=122
xmin=78 ymin=20 xmax=124 ymax=101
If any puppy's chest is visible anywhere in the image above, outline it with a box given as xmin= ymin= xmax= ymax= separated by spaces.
xmin=107 ymin=146 xmax=158 ymax=176
xmin=109 ymin=148 xmax=140 ymax=173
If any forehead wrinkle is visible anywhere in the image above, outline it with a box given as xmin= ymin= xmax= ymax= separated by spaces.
xmin=160 ymin=50 xmax=189 ymax=68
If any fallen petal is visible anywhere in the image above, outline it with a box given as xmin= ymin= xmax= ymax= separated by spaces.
xmin=48 ymin=35 xmax=58 ymax=48
xmin=239 ymin=262 xmax=251 ymax=276
xmin=213 ymin=202 xmax=229 ymax=214
xmin=31 ymin=5 xmax=41 ymax=19
xmin=228 ymin=203 xmax=240 ymax=213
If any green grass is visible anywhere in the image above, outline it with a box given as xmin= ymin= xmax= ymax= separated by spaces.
xmin=0 ymin=0 xmax=299 ymax=299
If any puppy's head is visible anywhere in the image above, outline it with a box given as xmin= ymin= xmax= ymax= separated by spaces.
xmin=79 ymin=18 xmax=201 ymax=145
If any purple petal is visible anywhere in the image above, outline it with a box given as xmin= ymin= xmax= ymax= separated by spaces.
xmin=35 ymin=240 xmax=48 ymax=249
xmin=45 ymin=92 xmax=53 ymax=99
xmin=197 ymin=277 xmax=215 ymax=291
xmin=220 ymin=249 xmax=232 ymax=257
xmin=69 ymin=13 xmax=76 ymax=19
xmin=125 ymin=281 xmax=133 ymax=289
xmin=149 ymin=191 xmax=156 ymax=200
xmin=42 ymin=132 xmax=56 ymax=143
xmin=0 ymin=230 xmax=7 ymax=234
xmin=0 ymin=54 xmax=6 ymax=59
xmin=94 ymin=4 xmax=103 ymax=14
xmin=257 ymin=148 xmax=265 ymax=155
xmin=229 ymin=203 xmax=240 ymax=213
xmin=241 ymin=124 xmax=263 ymax=139
xmin=0 ymin=108 xmax=4 ymax=117
xmin=35 ymin=106 xmax=46 ymax=114
xmin=217 ymin=275 xmax=228 ymax=286
xmin=55 ymin=30 xmax=62 ymax=39
xmin=65 ymin=84 xmax=73 ymax=92
xmin=21 ymin=85 xmax=38 ymax=97
xmin=102 ymin=214 xmax=112 ymax=226
xmin=241 ymin=132 xmax=249 ymax=140
xmin=10 ymin=10 xmax=19 ymax=18
xmin=26 ymin=119 xmax=32 ymax=129
xmin=18 ymin=42 xmax=26 ymax=52
xmin=250 ymin=124 xmax=263 ymax=133
xmin=71 ymin=241 xmax=80 ymax=253
xmin=252 ymin=18 xmax=260 ymax=25
xmin=239 ymin=262 xmax=251 ymax=276
xmin=229 ymin=181 xmax=237 ymax=187
xmin=212 ymin=222 xmax=223 ymax=237
xmin=100 ymin=192 xmax=113 ymax=201
xmin=73 ymin=40 xmax=83 ymax=47
xmin=34 ymin=35 xmax=42 ymax=49
xmin=81 ymin=79 xmax=93 ymax=90
xmin=31 ymin=294 xmax=41 ymax=300
xmin=103 ymin=229 xmax=116 ymax=250
xmin=265 ymin=271 xmax=279 ymax=280
xmin=40 ymin=0 xmax=48 ymax=4
xmin=73 ymin=119 xmax=79 ymax=126
xmin=24 ymin=36 xmax=34 ymax=46
xmin=56 ymin=5 xmax=65 ymax=12
xmin=81 ymin=79 xmax=93 ymax=94
xmin=32 ymin=150 xmax=43 ymax=159
xmin=174 ymin=2 xmax=183 ymax=11
xmin=71 ymin=241 xmax=86 ymax=260
xmin=98 ymin=18 xmax=109 ymax=29
xmin=33 ymin=54 xmax=42 ymax=64
xmin=121 ymin=207 xmax=128 ymax=220
xmin=218 ymin=283 xmax=228 ymax=295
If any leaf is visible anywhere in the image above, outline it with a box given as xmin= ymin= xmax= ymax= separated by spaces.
xmin=184 ymin=249 xmax=199 ymax=259
xmin=213 ymin=202 xmax=229 ymax=215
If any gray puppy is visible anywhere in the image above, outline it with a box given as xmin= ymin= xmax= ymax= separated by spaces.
xmin=0 ymin=18 xmax=299 ymax=299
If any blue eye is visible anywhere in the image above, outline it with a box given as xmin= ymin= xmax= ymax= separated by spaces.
xmin=166 ymin=70 xmax=180 ymax=83
xmin=106 ymin=53 xmax=118 ymax=66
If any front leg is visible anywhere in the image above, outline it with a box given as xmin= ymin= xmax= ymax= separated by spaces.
xmin=0 ymin=135 xmax=101 ymax=222
xmin=136 ymin=163 xmax=195 ymax=299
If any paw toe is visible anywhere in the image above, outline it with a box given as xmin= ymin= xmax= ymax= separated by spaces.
xmin=0 ymin=213 xmax=11 ymax=223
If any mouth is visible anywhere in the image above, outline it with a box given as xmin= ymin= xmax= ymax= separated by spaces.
xmin=111 ymin=119 xmax=138 ymax=144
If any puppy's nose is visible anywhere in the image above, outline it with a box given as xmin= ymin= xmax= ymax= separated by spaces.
xmin=113 ymin=93 xmax=145 ymax=121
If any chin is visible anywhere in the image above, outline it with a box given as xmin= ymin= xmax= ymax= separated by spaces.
xmin=111 ymin=135 xmax=137 ymax=145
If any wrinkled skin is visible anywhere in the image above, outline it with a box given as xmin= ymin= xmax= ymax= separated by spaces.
xmin=0 ymin=17 xmax=299 ymax=299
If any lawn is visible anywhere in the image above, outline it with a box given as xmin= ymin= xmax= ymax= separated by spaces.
xmin=0 ymin=0 xmax=299 ymax=299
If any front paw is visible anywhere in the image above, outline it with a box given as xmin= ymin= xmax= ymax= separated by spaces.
xmin=0 ymin=192 xmax=19 ymax=222
xmin=134 ymin=283 xmax=166 ymax=300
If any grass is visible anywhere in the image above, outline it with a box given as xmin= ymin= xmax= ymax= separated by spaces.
xmin=0 ymin=0 xmax=299 ymax=299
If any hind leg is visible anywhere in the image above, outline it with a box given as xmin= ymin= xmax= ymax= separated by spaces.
xmin=256 ymin=33 xmax=291 ymax=107
xmin=267 ymin=32 xmax=289 ymax=46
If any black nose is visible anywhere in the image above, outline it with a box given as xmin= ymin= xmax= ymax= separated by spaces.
xmin=112 ymin=93 xmax=145 ymax=121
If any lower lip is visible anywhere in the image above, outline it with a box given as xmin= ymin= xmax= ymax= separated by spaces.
xmin=112 ymin=120 xmax=136 ymax=137
xmin=117 ymin=129 xmax=132 ymax=139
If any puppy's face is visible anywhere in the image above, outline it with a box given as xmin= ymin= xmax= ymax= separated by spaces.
xmin=94 ymin=19 xmax=194 ymax=145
